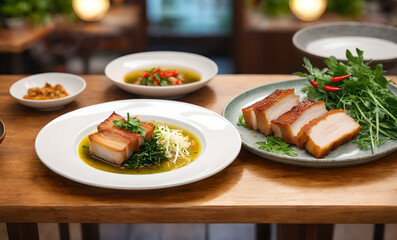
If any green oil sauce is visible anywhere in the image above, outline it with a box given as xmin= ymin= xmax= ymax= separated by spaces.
xmin=78 ymin=124 xmax=201 ymax=175
xmin=124 ymin=67 xmax=201 ymax=85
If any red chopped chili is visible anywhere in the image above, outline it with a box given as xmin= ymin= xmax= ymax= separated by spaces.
xmin=141 ymin=72 xmax=149 ymax=78
xmin=152 ymin=68 xmax=161 ymax=74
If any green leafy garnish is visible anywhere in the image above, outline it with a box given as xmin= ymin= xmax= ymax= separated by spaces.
xmin=294 ymin=48 xmax=397 ymax=153
xmin=255 ymin=136 xmax=297 ymax=157
xmin=237 ymin=115 xmax=248 ymax=128
xmin=123 ymin=134 xmax=166 ymax=169
xmin=113 ymin=113 xmax=146 ymax=136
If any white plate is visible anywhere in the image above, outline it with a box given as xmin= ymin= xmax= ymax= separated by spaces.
xmin=9 ymin=73 xmax=86 ymax=110
xmin=223 ymin=78 xmax=397 ymax=168
xmin=35 ymin=99 xmax=241 ymax=190
xmin=105 ymin=51 xmax=218 ymax=98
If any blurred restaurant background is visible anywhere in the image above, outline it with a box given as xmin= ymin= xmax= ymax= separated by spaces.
xmin=1 ymin=0 xmax=397 ymax=240
xmin=0 ymin=0 xmax=396 ymax=76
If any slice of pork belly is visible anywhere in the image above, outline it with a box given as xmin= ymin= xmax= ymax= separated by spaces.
xmin=97 ymin=112 xmax=143 ymax=149
xmin=98 ymin=112 xmax=154 ymax=144
xmin=299 ymin=109 xmax=360 ymax=158
xmin=253 ymin=89 xmax=300 ymax=135
xmin=89 ymin=129 xmax=135 ymax=165
xmin=271 ymin=99 xmax=328 ymax=146
xmin=140 ymin=122 xmax=155 ymax=140
xmin=242 ymin=100 xmax=267 ymax=130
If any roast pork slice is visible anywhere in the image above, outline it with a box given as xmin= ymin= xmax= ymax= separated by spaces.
xmin=271 ymin=99 xmax=328 ymax=146
xmin=97 ymin=112 xmax=154 ymax=144
xmin=299 ymin=109 xmax=360 ymax=158
xmin=140 ymin=122 xmax=155 ymax=140
xmin=253 ymin=89 xmax=300 ymax=135
xmin=242 ymin=100 xmax=267 ymax=130
xmin=97 ymin=112 xmax=124 ymax=132
xmin=89 ymin=129 xmax=135 ymax=165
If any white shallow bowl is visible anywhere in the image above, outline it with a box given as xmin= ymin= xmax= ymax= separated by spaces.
xmin=293 ymin=22 xmax=397 ymax=64
xmin=105 ymin=51 xmax=218 ymax=98
xmin=9 ymin=73 xmax=86 ymax=110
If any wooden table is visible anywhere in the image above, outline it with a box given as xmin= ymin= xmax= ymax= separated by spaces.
xmin=0 ymin=75 xmax=396 ymax=239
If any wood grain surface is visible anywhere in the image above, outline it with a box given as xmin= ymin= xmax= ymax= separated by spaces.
xmin=0 ymin=74 xmax=396 ymax=223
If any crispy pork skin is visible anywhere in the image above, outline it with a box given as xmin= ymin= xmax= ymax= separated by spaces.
xmin=299 ymin=110 xmax=360 ymax=158
xmin=89 ymin=129 xmax=134 ymax=165
xmin=271 ymin=100 xmax=328 ymax=145
xmin=253 ymin=89 xmax=300 ymax=135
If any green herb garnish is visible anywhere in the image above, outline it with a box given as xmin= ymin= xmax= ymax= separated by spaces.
xmin=123 ymin=134 xmax=166 ymax=169
xmin=113 ymin=113 xmax=146 ymax=136
xmin=237 ymin=115 xmax=248 ymax=128
xmin=294 ymin=48 xmax=397 ymax=153
xmin=255 ymin=136 xmax=298 ymax=157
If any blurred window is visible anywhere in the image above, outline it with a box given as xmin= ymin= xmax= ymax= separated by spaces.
xmin=147 ymin=0 xmax=232 ymax=37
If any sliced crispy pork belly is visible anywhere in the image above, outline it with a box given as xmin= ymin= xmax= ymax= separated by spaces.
xmin=271 ymin=99 xmax=328 ymax=146
xmin=252 ymin=89 xmax=300 ymax=135
xmin=242 ymin=101 xmax=266 ymax=130
xmin=89 ymin=112 xmax=156 ymax=164
xmin=98 ymin=112 xmax=154 ymax=142
xmin=299 ymin=110 xmax=360 ymax=158
xmin=89 ymin=129 xmax=135 ymax=165
xmin=140 ymin=122 xmax=155 ymax=140
xmin=97 ymin=112 xmax=124 ymax=132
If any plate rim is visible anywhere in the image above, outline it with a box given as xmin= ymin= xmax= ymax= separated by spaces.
xmin=222 ymin=78 xmax=397 ymax=167
xmin=35 ymin=99 xmax=241 ymax=190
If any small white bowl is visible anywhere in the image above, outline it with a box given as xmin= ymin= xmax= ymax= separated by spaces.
xmin=105 ymin=51 xmax=218 ymax=98
xmin=9 ymin=73 xmax=86 ymax=110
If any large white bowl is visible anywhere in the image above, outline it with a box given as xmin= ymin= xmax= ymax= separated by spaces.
xmin=9 ymin=73 xmax=86 ymax=110
xmin=105 ymin=51 xmax=218 ymax=98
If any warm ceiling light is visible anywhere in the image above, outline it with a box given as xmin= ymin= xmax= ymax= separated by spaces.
xmin=289 ymin=0 xmax=327 ymax=21
xmin=72 ymin=0 xmax=110 ymax=22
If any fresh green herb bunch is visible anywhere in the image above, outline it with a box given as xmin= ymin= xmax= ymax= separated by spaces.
xmin=294 ymin=48 xmax=397 ymax=152
xmin=123 ymin=134 xmax=166 ymax=169
xmin=113 ymin=113 xmax=146 ymax=137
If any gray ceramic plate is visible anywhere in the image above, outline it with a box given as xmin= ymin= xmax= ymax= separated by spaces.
xmin=293 ymin=22 xmax=397 ymax=63
xmin=223 ymin=78 xmax=397 ymax=168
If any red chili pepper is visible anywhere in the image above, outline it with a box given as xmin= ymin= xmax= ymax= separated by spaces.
xmin=159 ymin=71 xmax=178 ymax=78
xmin=309 ymin=80 xmax=318 ymax=88
xmin=170 ymin=71 xmax=179 ymax=77
xmin=331 ymin=74 xmax=352 ymax=83
xmin=323 ymin=85 xmax=342 ymax=92
xmin=141 ymin=72 xmax=149 ymax=78
xmin=158 ymin=72 xmax=167 ymax=78
xmin=154 ymin=80 xmax=161 ymax=85
xmin=152 ymin=68 xmax=161 ymax=74
xmin=175 ymin=80 xmax=181 ymax=85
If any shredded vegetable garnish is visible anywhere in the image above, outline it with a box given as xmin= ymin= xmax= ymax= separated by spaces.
xmin=155 ymin=124 xmax=191 ymax=162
